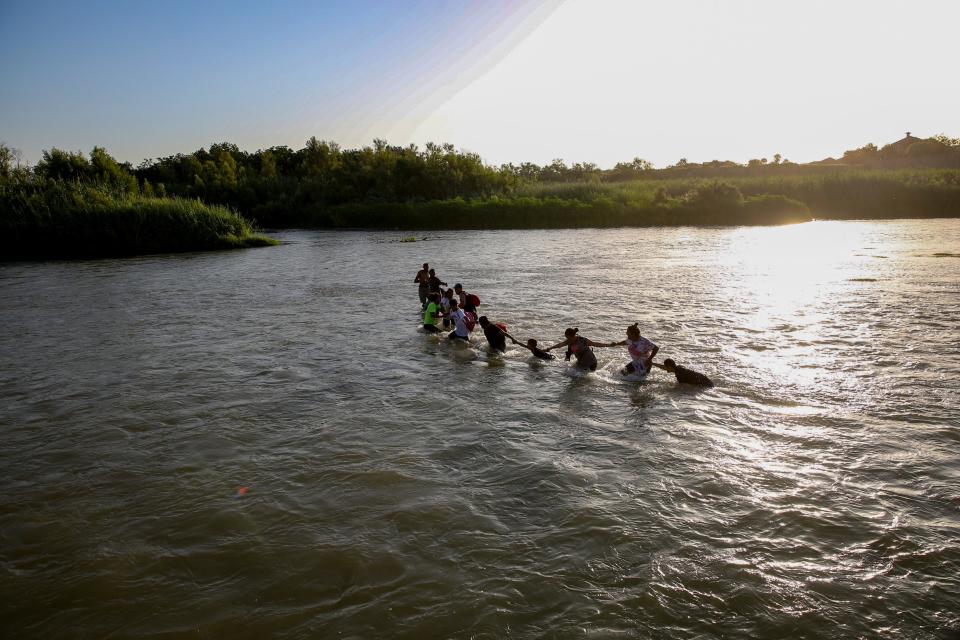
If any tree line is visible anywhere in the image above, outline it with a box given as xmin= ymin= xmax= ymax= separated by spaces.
xmin=3 ymin=133 xmax=958 ymax=228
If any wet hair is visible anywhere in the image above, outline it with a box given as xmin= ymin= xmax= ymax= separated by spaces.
xmin=564 ymin=327 xmax=578 ymax=338
xmin=422 ymin=263 xmax=428 ymax=269
xmin=478 ymin=315 xmax=490 ymax=326
xmin=663 ymin=358 xmax=676 ymax=370
xmin=627 ymin=323 xmax=640 ymax=337
xmin=429 ymin=268 xmax=435 ymax=275
xmin=527 ymin=339 xmax=538 ymax=347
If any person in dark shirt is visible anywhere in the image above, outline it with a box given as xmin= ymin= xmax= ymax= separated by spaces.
xmin=477 ymin=316 xmax=517 ymax=353
xmin=519 ymin=338 xmax=555 ymax=360
xmin=654 ymin=358 xmax=714 ymax=387
xmin=427 ymin=269 xmax=446 ymax=295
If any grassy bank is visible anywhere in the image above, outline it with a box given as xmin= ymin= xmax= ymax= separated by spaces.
xmin=247 ymin=170 xmax=959 ymax=230
xmin=307 ymin=191 xmax=809 ymax=229
xmin=517 ymin=170 xmax=960 ymax=220
xmin=0 ymin=179 xmax=277 ymax=260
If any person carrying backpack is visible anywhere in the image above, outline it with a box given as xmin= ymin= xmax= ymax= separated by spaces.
xmin=453 ymin=283 xmax=480 ymax=314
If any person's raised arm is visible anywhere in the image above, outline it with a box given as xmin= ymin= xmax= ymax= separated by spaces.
xmin=544 ymin=338 xmax=568 ymax=351
xmin=607 ymin=339 xmax=627 ymax=347
xmin=651 ymin=361 xmax=667 ymax=370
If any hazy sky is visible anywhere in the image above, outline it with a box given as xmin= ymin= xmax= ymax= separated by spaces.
xmin=2 ymin=0 xmax=958 ymax=168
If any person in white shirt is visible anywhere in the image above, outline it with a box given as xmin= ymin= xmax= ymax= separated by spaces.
xmin=446 ymin=299 xmax=470 ymax=342
xmin=610 ymin=323 xmax=659 ymax=377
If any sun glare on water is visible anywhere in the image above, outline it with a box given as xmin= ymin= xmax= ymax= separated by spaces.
xmin=717 ymin=221 xmax=883 ymax=389
xmin=726 ymin=221 xmax=873 ymax=320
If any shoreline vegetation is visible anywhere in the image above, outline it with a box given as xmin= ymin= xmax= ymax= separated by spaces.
xmin=2 ymin=134 xmax=959 ymax=258
xmin=1 ymin=146 xmax=276 ymax=260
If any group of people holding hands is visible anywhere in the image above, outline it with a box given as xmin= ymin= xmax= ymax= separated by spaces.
xmin=414 ymin=262 xmax=713 ymax=387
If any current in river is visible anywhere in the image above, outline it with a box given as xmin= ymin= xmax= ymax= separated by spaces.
xmin=1 ymin=220 xmax=958 ymax=638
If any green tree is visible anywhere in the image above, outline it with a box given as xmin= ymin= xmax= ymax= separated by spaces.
xmin=259 ymin=149 xmax=277 ymax=178
xmin=0 ymin=143 xmax=22 ymax=179
xmin=90 ymin=146 xmax=137 ymax=193
xmin=906 ymin=138 xmax=951 ymax=156
xmin=618 ymin=157 xmax=653 ymax=171
xmin=842 ymin=143 xmax=879 ymax=165
xmin=932 ymin=134 xmax=960 ymax=147
xmin=35 ymin=148 xmax=91 ymax=181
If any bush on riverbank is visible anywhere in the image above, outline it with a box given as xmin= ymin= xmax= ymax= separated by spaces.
xmin=516 ymin=170 xmax=960 ymax=220
xmin=243 ymin=170 xmax=960 ymax=230
xmin=0 ymin=177 xmax=277 ymax=260
xmin=292 ymin=185 xmax=811 ymax=229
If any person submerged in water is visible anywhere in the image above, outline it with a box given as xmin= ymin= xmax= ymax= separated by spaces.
xmin=610 ymin=323 xmax=659 ymax=377
xmin=446 ymin=299 xmax=470 ymax=342
xmin=653 ymin=358 xmax=714 ymax=387
xmin=519 ymin=338 xmax=555 ymax=360
xmin=544 ymin=327 xmax=612 ymax=371
xmin=422 ymin=292 xmax=441 ymax=333
xmin=477 ymin=316 xmax=518 ymax=353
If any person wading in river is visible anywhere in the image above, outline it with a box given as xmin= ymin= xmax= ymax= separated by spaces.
xmin=544 ymin=327 xmax=618 ymax=372
xmin=519 ymin=338 xmax=555 ymax=360
xmin=653 ymin=358 xmax=714 ymax=387
xmin=414 ymin=263 xmax=430 ymax=310
xmin=610 ymin=323 xmax=659 ymax=377
xmin=477 ymin=316 xmax=518 ymax=353
xmin=428 ymin=269 xmax=446 ymax=296
xmin=447 ymin=299 xmax=470 ymax=342
xmin=422 ymin=292 xmax=441 ymax=333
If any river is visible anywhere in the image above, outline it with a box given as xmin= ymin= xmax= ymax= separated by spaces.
xmin=1 ymin=220 xmax=958 ymax=638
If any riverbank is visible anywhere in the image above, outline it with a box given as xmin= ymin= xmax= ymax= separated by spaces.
xmin=0 ymin=180 xmax=277 ymax=260
xmin=309 ymin=191 xmax=811 ymax=229
xmin=251 ymin=171 xmax=960 ymax=230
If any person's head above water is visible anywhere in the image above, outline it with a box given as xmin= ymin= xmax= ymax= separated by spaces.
xmin=422 ymin=262 xmax=428 ymax=270
xmin=428 ymin=292 xmax=440 ymax=303
xmin=663 ymin=358 xmax=677 ymax=372
xmin=454 ymin=283 xmax=463 ymax=292
xmin=564 ymin=327 xmax=579 ymax=339
xmin=478 ymin=315 xmax=490 ymax=327
xmin=527 ymin=338 xmax=538 ymax=348
xmin=449 ymin=299 xmax=459 ymax=309
xmin=627 ymin=323 xmax=640 ymax=340
xmin=429 ymin=268 xmax=435 ymax=275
